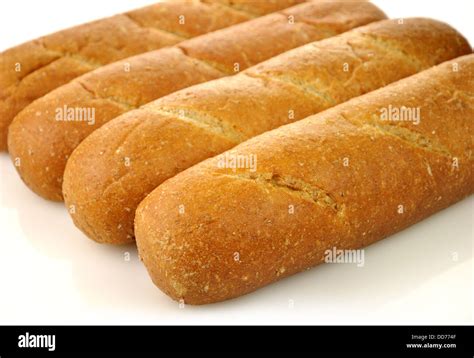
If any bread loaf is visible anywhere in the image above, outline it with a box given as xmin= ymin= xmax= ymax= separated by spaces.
xmin=135 ymin=54 xmax=474 ymax=304
xmin=62 ymin=18 xmax=471 ymax=245
xmin=7 ymin=1 xmax=386 ymax=201
xmin=0 ymin=0 xmax=305 ymax=151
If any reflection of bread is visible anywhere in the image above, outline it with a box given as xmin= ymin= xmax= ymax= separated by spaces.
xmin=136 ymin=55 xmax=474 ymax=305
xmin=0 ymin=0 xmax=306 ymax=151
xmin=62 ymin=18 xmax=471 ymax=246
xmin=7 ymin=1 xmax=386 ymax=201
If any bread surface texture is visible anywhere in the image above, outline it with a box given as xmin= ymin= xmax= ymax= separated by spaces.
xmin=135 ymin=55 xmax=474 ymax=304
xmin=7 ymin=1 xmax=386 ymax=201
xmin=62 ymin=18 xmax=471 ymax=245
xmin=0 ymin=0 xmax=306 ymax=151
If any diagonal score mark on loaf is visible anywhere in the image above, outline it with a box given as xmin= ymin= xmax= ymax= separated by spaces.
xmin=200 ymin=0 xmax=259 ymax=18
xmin=38 ymin=40 xmax=106 ymax=69
xmin=342 ymin=40 xmax=372 ymax=87
xmin=218 ymin=172 xmax=342 ymax=213
xmin=3 ymin=40 xmax=104 ymax=97
xmin=338 ymin=112 xmax=454 ymax=158
xmin=100 ymin=103 xmax=246 ymax=200
xmin=244 ymin=71 xmax=338 ymax=106
xmin=122 ymin=13 xmax=189 ymax=41
xmin=176 ymin=46 xmax=232 ymax=75
xmin=241 ymin=31 xmax=428 ymax=111
xmin=2 ymin=55 xmax=62 ymax=95
xmin=176 ymin=8 xmax=344 ymax=76
xmin=77 ymin=80 xmax=139 ymax=111
xmin=275 ymin=12 xmax=340 ymax=39
xmin=360 ymin=33 xmax=425 ymax=72
xmin=446 ymin=89 xmax=474 ymax=104
xmin=268 ymin=11 xmax=340 ymax=40
xmin=98 ymin=104 xmax=248 ymax=202
xmin=148 ymin=107 xmax=246 ymax=142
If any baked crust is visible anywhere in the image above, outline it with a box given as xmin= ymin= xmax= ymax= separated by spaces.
xmin=0 ymin=0 xmax=305 ymax=150
xmin=135 ymin=55 xmax=474 ymax=304
xmin=61 ymin=18 xmax=471 ymax=245
xmin=7 ymin=1 xmax=385 ymax=200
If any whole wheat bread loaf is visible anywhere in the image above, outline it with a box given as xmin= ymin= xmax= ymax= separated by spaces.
xmin=0 ymin=0 xmax=305 ymax=150
xmin=62 ymin=18 xmax=471 ymax=245
xmin=7 ymin=1 xmax=385 ymax=200
xmin=135 ymin=55 xmax=474 ymax=304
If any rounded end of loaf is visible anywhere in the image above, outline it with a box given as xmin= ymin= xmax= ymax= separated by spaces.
xmin=62 ymin=114 xmax=143 ymax=245
xmin=354 ymin=17 xmax=472 ymax=66
xmin=0 ymin=41 xmax=67 ymax=153
xmin=0 ymin=81 xmax=29 ymax=152
xmin=62 ymin=103 xmax=238 ymax=245
xmin=7 ymin=81 xmax=128 ymax=201
xmin=134 ymin=161 xmax=332 ymax=305
xmin=8 ymin=103 xmax=68 ymax=201
xmin=134 ymin=171 xmax=244 ymax=305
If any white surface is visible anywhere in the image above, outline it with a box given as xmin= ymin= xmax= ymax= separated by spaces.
xmin=0 ymin=0 xmax=473 ymax=325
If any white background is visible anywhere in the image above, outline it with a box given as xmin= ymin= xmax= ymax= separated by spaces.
xmin=0 ymin=0 xmax=472 ymax=325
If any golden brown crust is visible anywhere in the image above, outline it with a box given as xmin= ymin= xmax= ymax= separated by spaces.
xmin=61 ymin=18 xmax=471 ymax=245
xmin=0 ymin=0 xmax=303 ymax=151
xmin=135 ymin=55 xmax=474 ymax=304
xmin=8 ymin=1 xmax=386 ymax=200
xmin=202 ymin=0 xmax=305 ymax=17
